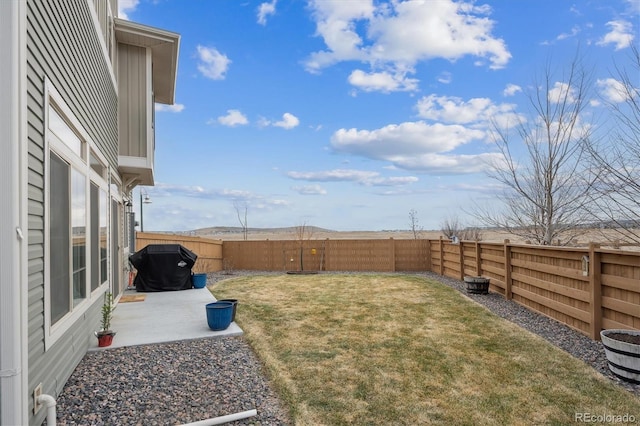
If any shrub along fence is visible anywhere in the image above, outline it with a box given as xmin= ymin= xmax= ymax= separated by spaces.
xmin=137 ymin=234 xmax=639 ymax=339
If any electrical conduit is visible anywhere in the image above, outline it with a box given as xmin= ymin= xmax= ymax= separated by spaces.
xmin=179 ymin=409 xmax=257 ymax=426
xmin=37 ymin=394 xmax=56 ymax=426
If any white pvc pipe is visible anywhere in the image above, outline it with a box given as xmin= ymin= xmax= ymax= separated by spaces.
xmin=37 ymin=394 xmax=57 ymax=426
xmin=179 ymin=409 xmax=257 ymax=426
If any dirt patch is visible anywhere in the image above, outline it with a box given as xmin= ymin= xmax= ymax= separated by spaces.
xmin=607 ymin=332 xmax=640 ymax=345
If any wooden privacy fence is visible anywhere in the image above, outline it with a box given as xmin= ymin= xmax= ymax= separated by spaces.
xmin=135 ymin=232 xmax=223 ymax=273
xmin=137 ymin=233 xmax=639 ymax=339
xmin=222 ymin=238 xmax=639 ymax=339
xmin=222 ymin=238 xmax=431 ymax=272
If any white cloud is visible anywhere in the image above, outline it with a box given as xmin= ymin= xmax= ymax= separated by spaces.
xmin=348 ymin=69 xmax=418 ymax=92
xmin=257 ymin=116 xmax=270 ymax=128
xmin=332 ymin=121 xmax=483 ymax=157
xmin=327 ymin=93 xmax=526 ymax=173
xmin=367 ymin=176 xmax=419 ymax=186
xmin=274 ymin=113 xmax=300 ymax=129
xmin=217 ymin=109 xmax=249 ymax=127
xmin=287 ymin=169 xmax=418 ymax=186
xmin=548 ymin=82 xmax=577 ymax=104
xmin=597 ymin=20 xmax=634 ymax=50
xmin=155 ymin=103 xmax=185 ymax=113
xmin=260 ymin=113 xmax=300 ymax=129
xmin=118 ymin=0 xmax=139 ymax=19
xmin=328 ymin=118 xmax=506 ymax=174
xmin=503 ymin=84 xmax=522 ymax=97
xmin=257 ymin=0 xmax=277 ymax=25
xmin=625 ymin=0 xmax=640 ymax=14
xmin=437 ymin=72 xmax=453 ymax=84
xmin=386 ymin=152 xmax=504 ymax=174
xmin=415 ymin=94 xmax=521 ymax=129
xmin=304 ymin=0 xmax=374 ymax=72
xmin=597 ymin=78 xmax=629 ymax=103
xmin=151 ymin=183 xmax=290 ymax=213
xmin=291 ymin=185 xmax=327 ymax=195
xmin=556 ymin=26 xmax=580 ymax=41
xmin=288 ymin=169 xmax=379 ymax=182
xmin=151 ymin=183 xmax=248 ymax=200
xmin=219 ymin=188 xmax=254 ymax=199
xmin=304 ymin=0 xmax=511 ymax=93
xmin=266 ymin=199 xmax=291 ymax=207
xmin=196 ymin=45 xmax=231 ymax=80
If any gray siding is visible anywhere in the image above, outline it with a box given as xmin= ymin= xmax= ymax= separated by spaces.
xmin=118 ymin=43 xmax=149 ymax=157
xmin=27 ymin=0 xmax=118 ymax=424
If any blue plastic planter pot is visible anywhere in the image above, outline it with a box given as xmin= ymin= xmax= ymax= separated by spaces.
xmin=206 ymin=301 xmax=233 ymax=331
xmin=192 ymin=273 xmax=207 ymax=289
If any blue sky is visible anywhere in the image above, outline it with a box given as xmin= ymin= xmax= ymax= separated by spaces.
xmin=119 ymin=0 xmax=639 ymax=232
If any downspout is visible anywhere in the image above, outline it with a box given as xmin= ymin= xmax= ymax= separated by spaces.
xmin=0 ymin=1 xmax=27 ymax=425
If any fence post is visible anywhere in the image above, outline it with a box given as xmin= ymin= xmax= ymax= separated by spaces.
xmin=425 ymin=239 xmax=432 ymax=272
xmin=389 ymin=238 xmax=396 ymax=272
xmin=589 ymin=243 xmax=602 ymax=340
xmin=504 ymin=239 xmax=512 ymax=299
xmin=439 ymin=236 xmax=444 ymax=276
xmin=475 ymin=241 xmax=481 ymax=276
xmin=459 ymin=241 xmax=465 ymax=280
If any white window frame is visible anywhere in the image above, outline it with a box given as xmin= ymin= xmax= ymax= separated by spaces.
xmin=44 ymin=79 xmax=110 ymax=349
xmin=109 ymin=174 xmax=125 ymax=297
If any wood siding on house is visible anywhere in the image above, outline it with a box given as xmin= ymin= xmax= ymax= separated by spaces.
xmin=26 ymin=1 xmax=117 ymax=424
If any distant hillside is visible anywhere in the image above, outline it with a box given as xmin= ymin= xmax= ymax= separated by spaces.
xmin=193 ymin=226 xmax=336 ymax=235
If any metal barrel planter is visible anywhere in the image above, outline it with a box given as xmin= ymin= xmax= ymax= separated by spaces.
xmin=464 ymin=276 xmax=490 ymax=294
xmin=600 ymin=329 xmax=640 ymax=383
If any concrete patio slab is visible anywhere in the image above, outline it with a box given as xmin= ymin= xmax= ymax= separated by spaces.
xmin=89 ymin=286 xmax=242 ymax=351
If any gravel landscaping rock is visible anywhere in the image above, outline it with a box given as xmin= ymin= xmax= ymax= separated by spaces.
xmin=56 ymin=337 xmax=290 ymax=425
xmin=56 ymin=270 xmax=637 ymax=425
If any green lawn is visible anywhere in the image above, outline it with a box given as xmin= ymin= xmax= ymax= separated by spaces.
xmin=212 ymin=274 xmax=640 ymax=425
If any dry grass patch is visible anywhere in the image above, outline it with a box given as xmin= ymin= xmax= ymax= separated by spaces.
xmin=212 ymin=274 xmax=640 ymax=425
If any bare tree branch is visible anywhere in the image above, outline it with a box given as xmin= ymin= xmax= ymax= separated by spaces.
xmin=408 ymin=209 xmax=423 ymax=239
xmin=233 ymin=201 xmax=249 ymax=240
xmin=293 ymin=221 xmax=314 ymax=271
xmin=583 ymin=45 xmax=640 ymax=244
xmin=441 ymin=215 xmax=482 ymax=241
xmin=475 ymin=53 xmax=596 ymax=245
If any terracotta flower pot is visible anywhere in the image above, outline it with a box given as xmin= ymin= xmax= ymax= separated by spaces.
xmin=96 ymin=331 xmax=116 ymax=347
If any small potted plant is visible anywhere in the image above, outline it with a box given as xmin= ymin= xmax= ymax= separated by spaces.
xmin=95 ymin=292 xmax=116 ymax=347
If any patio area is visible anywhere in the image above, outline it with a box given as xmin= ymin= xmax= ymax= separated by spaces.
xmin=89 ymin=285 xmax=242 ymax=351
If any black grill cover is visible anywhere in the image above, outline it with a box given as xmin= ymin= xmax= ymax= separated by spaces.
xmin=129 ymin=244 xmax=197 ymax=292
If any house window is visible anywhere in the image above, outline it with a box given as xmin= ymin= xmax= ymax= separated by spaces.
xmin=71 ymin=168 xmax=87 ymax=305
xmin=90 ymin=184 xmax=109 ymax=292
xmin=45 ymin=81 xmax=111 ymax=344
xmin=49 ymin=152 xmax=71 ymax=324
xmin=48 ymin=109 xmax=89 ymax=325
